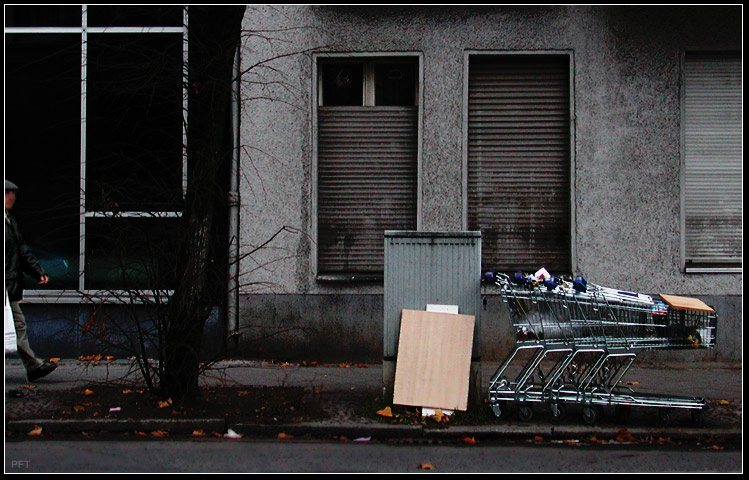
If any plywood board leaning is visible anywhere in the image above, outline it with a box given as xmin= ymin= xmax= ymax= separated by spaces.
xmin=659 ymin=294 xmax=715 ymax=313
xmin=393 ymin=309 xmax=475 ymax=411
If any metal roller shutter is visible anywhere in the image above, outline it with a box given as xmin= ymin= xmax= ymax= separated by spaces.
xmin=467 ymin=55 xmax=571 ymax=273
xmin=683 ymin=53 xmax=742 ymax=270
xmin=318 ymin=106 xmax=418 ymax=275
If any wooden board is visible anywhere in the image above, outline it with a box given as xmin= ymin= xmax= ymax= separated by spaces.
xmin=659 ymin=294 xmax=715 ymax=313
xmin=393 ymin=309 xmax=475 ymax=411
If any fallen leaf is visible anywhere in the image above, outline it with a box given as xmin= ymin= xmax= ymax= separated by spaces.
xmin=338 ymin=363 xmax=352 ymax=368
xmin=461 ymin=437 xmax=478 ymax=444
xmin=657 ymin=437 xmax=674 ymax=445
xmin=122 ymin=389 xmax=133 ymax=395
xmin=28 ymin=425 xmax=43 ymax=436
xmin=533 ymin=435 xmax=544 ymax=443
xmin=192 ymin=429 xmax=206 ymax=437
xmin=151 ymin=430 xmax=169 ymax=437
xmin=237 ymin=391 xmax=249 ymax=396
xmin=706 ymin=445 xmax=725 ymax=451
xmin=48 ymin=358 xmax=61 ymax=363
xmin=157 ymin=398 xmax=173 ymax=408
xmin=277 ymin=432 xmax=294 ymax=440
xmin=431 ymin=409 xmax=444 ymax=422
xmin=104 ymin=356 xmax=115 ymax=361
xmin=376 ymin=406 xmax=393 ymax=417
xmin=418 ymin=464 xmax=435 ymax=470
xmin=72 ymin=405 xmax=86 ymax=412
xmin=625 ymin=381 xmax=639 ymax=386
xmin=83 ymin=389 xmax=94 ymax=396
xmin=615 ymin=428 xmax=637 ymax=443
xmin=134 ymin=431 xmax=148 ymax=437
xmin=716 ymin=399 xmax=731 ymax=405
xmin=20 ymin=385 xmax=37 ymax=390
xmin=356 ymin=364 xmax=368 ymax=368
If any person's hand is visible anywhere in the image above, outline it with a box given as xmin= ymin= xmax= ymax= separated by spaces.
xmin=38 ymin=275 xmax=49 ymax=285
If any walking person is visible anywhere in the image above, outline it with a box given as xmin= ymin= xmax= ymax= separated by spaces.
xmin=5 ymin=180 xmax=57 ymax=381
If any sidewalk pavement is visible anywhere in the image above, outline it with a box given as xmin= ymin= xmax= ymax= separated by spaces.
xmin=4 ymin=358 xmax=742 ymax=443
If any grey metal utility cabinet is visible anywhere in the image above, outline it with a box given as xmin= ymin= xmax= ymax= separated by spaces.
xmin=383 ymin=231 xmax=482 ymax=406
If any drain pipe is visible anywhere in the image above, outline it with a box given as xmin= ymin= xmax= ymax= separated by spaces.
xmin=226 ymin=46 xmax=242 ymax=354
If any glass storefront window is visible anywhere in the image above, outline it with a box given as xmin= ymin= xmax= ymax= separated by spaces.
xmin=5 ymin=6 xmax=187 ymax=294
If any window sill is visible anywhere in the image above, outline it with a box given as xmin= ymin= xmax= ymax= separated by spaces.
xmin=685 ymin=267 xmax=742 ymax=274
xmin=316 ymin=274 xmax=383 ymax=283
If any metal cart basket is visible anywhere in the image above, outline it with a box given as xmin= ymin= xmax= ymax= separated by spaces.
xmin=487 ymin=273 xmax=717 ymax=427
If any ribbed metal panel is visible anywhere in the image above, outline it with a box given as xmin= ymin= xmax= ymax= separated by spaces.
xmin=467 ymin=55 xmax=571 ymax=273
xmin=384 ymin=231 xmax=482 ymax=360
xmin=684 ymin=53 xmax=742 ymax=266
xmin=318 ymin=106 xmax=418 ymax=275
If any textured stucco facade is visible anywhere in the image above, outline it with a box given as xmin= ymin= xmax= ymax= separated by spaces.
xmin=234 ymin=5 xmax=742 ymax=362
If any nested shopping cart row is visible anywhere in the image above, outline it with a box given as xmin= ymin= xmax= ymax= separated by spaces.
xmin=487 ymin=273 xmax=717 ymax=427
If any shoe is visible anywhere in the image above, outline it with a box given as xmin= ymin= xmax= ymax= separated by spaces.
xmin=27 ymin=363 xmax=57 ymax=382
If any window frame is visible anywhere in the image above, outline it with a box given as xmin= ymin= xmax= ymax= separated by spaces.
xmin=679 ymin=50 xmax=743 ymax=274
xmin=5 ymin=5 xmax=188 ymax=302
xmin=312 ymin=52 xmax=423 ymax=282
xmin=461 ymin=50 xmax=577 ymax=275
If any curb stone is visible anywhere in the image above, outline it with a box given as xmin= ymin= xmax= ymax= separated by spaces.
xmin=6 ymin=418 xmax=741 ymax=443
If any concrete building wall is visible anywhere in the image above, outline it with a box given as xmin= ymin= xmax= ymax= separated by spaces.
xmin=234 ymin=5 xmax=742 ymax=362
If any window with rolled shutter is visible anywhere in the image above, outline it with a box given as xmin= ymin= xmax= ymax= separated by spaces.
xmin=317 ymin=58 xmax=419 ymax=278
xmin=467 ymin=54 xmax=572 ymax=274
xmin=683 ymin=53 xmax=742 ymax=272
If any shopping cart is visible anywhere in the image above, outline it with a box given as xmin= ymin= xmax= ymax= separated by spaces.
xmin=487 ymin=272 xmax=717 ymax=427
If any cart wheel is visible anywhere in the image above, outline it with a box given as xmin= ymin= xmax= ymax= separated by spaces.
xmin=518 ymin=405 xmax=533 ymax=422
xmin=582 ymin=405 xmax=599 ymax=425
xmin=690 ymin=410 xmax=705 ymax=428
xmin=490 ymin=401 xmax=504 ymax=419
xmin=658 ymin=408 xmax=672 ymax=427
xmin=615 ymin=405 xmax=631 ymax=424
xmin=550 ymin=403 xmax=565 ymax=422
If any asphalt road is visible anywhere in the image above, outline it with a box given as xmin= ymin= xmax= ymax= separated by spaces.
xmin=5 ymin=438 xmax=742 ymax=473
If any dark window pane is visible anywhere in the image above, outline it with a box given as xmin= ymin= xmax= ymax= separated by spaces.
xmin=87 ymin=5 xmax=183 ymax=27
xmin=85 ymin=218 xmax=182 ymax=290
xmin=321 ymin=62 xmax=363 ymax=106
xmin=5 ymin=5 xmax=82 ymax=27
xmin=375 ymin=61 xmax=417 ymax=106
xmin=86 ymin=33 xmax=184 ymax=212
xmin=5 ymin=34 xmax=82 ymax=290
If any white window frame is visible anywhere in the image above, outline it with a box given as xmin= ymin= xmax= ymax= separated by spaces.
xmin=6 ymin=6 xmax=188 ymax=302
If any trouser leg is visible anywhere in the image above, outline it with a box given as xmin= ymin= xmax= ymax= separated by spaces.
xmin=10 ymin=301 xmax=44 ymax=373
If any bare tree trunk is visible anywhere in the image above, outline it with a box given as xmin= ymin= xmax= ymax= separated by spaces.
xmin=161 ymin=6 xmax=246 ymax=401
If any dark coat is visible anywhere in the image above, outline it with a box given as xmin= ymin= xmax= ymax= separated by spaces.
xmin=5 ymin=212 xmax=46 ymax=301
